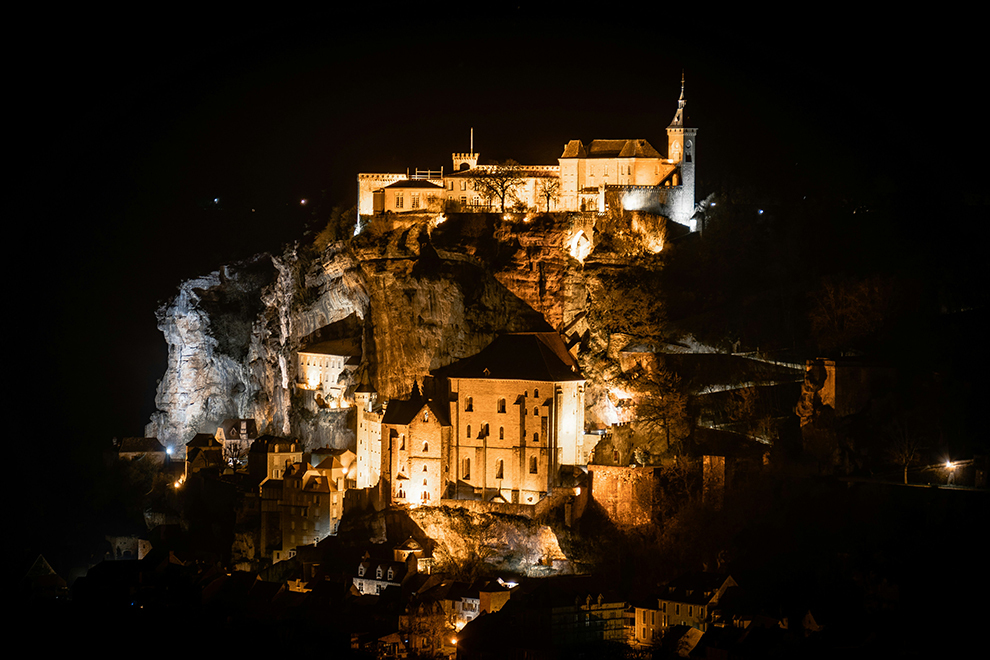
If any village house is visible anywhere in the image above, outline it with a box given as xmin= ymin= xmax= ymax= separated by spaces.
xmin=215 ymin=418 xmax=258 ymax=467
xmin=657 ymin=572 xmax=737 ymax=632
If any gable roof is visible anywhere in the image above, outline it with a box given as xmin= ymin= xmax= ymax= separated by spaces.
xmin=382 ymin=396 xmax=451 ymax=427
xmin=383 ymin=179 xmax=443 ymax=190
xmin=561 ymin=139 xmax=662 ymax=159
xmin=439 ymin=332 xmax=583 ymax=382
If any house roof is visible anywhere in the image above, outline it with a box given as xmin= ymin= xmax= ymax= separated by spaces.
xmin=381 ymin=396 xmax=451 ymax=427
xmin=560 ymin=139 xmax=662 ymax=159
xmin=383 ymin=179 xmax=443 ymax=190
xmin=217 ymin=418 xmax=258 ymax=439
xmin=438 ymin=332 xmax=583 ymax=382
xmin=186 ymin=433 xmax=221 ymax=449
xmin=662 ymin=572 xmax=735 ymax=605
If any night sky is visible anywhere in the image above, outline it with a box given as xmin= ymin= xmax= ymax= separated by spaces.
xmin=22 ymin=9 xmax=985 ymax=553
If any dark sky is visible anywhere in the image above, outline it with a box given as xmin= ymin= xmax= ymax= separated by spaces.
xmin=29 ymin=9 xmax=985 ymax=453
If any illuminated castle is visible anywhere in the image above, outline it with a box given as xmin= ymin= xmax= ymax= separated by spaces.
xmin=357 ymin=75 xmax=697 ymax=229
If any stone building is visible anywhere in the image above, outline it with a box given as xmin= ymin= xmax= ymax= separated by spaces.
xmin=248 ymin=435 xmax=303 ymax=483
xmin=357 ymin=76 xmax=697 ymax=227
xmin=273 ymin=460 xmax=346 ymax=563
xmin=296 ymin=337 xmax=361 ymax=408
xmin=437 ymin=332 xmax=587 ymax=505
xmin=379 ymin=383 xmax=451 ymax=507
xmin=215 ymin=418 xmax=258 ymax=468
xmin=355 ymin=383 xmax=384 ymax=489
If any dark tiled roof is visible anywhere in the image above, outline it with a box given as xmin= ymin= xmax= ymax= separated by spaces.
xmin=186 ymin=433 xmax=221 ymax=449
xmin=562 ymin=139 xmax=661 ymax=159
xmin=438 ymin=333 xmax=583 ymax=382
xmin=560 ymin=140 xmax=587 ymax=158
xmin=382 ymin=397 xmax=451 ymax=427
xmin=383 ymin=179 xmax=443 ymax=190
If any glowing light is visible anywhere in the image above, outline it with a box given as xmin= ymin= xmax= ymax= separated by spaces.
xmin=568 ymin=230 xmax=592 ymax=262
xmin=503 ymin=213 xmax=511 ymax=221
xmin=431 ymin=213 xmax=446 ymax=228
xmin=946 ymin=460 xmax=955 ymax=470
xmin=455 ymin=621 xmax=466 ymax=631
xmin=757 ymin=209 xmax=764 ymax=215
xmin=300 ymin=199 xmax=307 ymax=205
xmin=451 ymin=638 xmax=458 ymax=645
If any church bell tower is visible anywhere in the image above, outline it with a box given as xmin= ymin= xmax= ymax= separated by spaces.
xmin=666 ymin=72 xmax=698 ymax=229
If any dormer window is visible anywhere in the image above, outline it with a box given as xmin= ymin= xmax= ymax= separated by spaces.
xmin=359 ymin=565 xmax=365 ymax=577
xmin=376 ymin=567 xmax=383 ymax=579
xmin=387 ymin=568 xmax=394 ymax=581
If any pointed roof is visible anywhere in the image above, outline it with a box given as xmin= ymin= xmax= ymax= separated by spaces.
xmin=668 ymin=71 xmax=688 ymax=128
xmin=439 ymin=332 xmax=583 ymax=382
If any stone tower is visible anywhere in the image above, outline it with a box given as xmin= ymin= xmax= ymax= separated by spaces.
xmin=666 ymin=72 xmax=698 ymax=229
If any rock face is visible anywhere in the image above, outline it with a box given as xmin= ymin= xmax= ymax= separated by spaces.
xmin=146 ymin=212 xmax=672 ymax=455
xmin=146 ymin=247 xmax=369 ymax=453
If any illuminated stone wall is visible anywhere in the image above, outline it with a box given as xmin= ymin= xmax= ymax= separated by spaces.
xmin=447 ymin=378 xmax=586 ymax=504
xmin=588 ymin=464 xmax=659 ymax=528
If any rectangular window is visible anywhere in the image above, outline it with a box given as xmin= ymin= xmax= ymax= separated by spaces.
xmin=411 ymin=193 xmax=420 ymax=209
xmin=463 ymin=457 xmax=471 ymax=480
xmin=395 ymin=194 xmax=403 ymax=209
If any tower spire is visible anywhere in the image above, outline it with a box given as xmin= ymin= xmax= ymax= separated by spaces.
xmin=669 ymin=70 xmax=686 ymax=128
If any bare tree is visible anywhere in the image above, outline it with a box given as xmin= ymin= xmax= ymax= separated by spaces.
xmin=536 ymin=176 xmax=559 ymax=213
xmin=633 ymin=368 xmax=692 ymax=453
xmin=468 ymin=160 xmax=525 ymax=213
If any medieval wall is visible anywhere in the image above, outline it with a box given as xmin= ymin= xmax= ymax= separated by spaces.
xmin=588 ymin=464 xmax=659 ymax=528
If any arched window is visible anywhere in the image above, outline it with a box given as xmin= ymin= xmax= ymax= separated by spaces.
xmin=534 ymin=408 xmax=538 ymax=416
xmin=499 ymin=427 xmax=504 ymax=440
xmin=423 ymin=410 xmax=429 ymax=422
xmin=533 ymin=433 xmax=539 ymax=443
xmin=423 ymin=441 xmax=429 ymax=453
xmin=534 ymin=389 xmax=539 ymax=398
xmin=423 ymin=465 xmax=428 ymax=472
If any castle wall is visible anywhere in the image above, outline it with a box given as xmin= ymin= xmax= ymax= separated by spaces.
xmin=588 ymin=464 xmax=659 ymax=528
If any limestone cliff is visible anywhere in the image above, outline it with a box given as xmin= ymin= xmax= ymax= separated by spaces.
xmin=146 ymin=212 xmax=672 ymax=454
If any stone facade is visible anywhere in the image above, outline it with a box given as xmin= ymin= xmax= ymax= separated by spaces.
xmin=588 ymin=464 xmax=659 ymax=528
xmin=357 ymin=78 xmax=697 ymax=227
